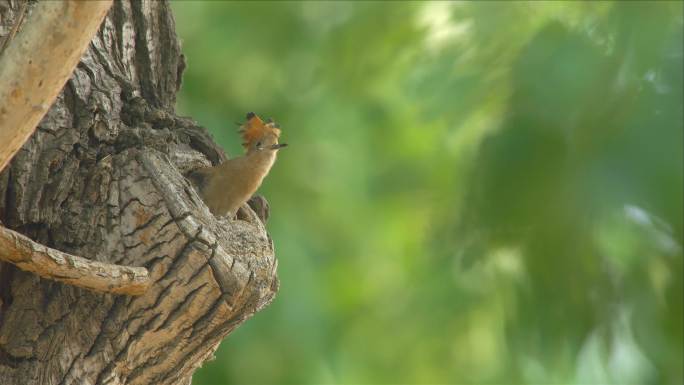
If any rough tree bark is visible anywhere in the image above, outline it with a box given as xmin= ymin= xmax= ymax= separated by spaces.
xmin=0 ymin=1 xmax=279 ymax=384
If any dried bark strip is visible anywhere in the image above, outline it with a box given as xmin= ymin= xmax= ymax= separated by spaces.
xmin=0 ymin=225 xmax=150 ymax=295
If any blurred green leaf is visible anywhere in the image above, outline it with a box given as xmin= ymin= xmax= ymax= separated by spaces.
xmin=171 ymin=1 xmax=683 ymax=384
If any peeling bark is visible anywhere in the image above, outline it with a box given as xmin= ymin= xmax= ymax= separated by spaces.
xmin=0 ymin=1 xmax=278 ymax=384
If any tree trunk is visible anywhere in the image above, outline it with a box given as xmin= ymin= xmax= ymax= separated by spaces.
xmin=0 ymin=1 xmax=279 ymax=384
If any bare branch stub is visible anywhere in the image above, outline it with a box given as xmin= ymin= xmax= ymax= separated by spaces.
xmin=0 ymin=225 xmax=150 ymax=296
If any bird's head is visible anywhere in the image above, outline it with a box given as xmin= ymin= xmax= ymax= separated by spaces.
xmin=239 ymin=112 xmax=288 ymax=155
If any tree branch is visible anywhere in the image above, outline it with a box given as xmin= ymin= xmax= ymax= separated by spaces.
xmin=0 ymin=225 xmax=151 ymax=295
xmin=0 ymin=0 xmax=113 ymax=172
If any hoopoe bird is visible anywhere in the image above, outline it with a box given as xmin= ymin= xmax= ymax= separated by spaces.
xmin=188 ymin=112 xmax=287 ymax=218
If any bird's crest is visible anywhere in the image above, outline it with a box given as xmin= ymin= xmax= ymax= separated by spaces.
xmin=239 ymin=112 xmax=281 ymax=149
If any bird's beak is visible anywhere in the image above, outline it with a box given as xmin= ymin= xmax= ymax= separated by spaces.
xmin=270 ymin=143 xmax=288 ymax=150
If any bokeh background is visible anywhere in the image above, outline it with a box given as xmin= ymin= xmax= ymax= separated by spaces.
xmin=170 ymin=1 xmax=683 ymax=384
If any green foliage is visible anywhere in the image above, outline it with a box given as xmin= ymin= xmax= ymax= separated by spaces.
xmin=171 ymin=1 xmax=683 ymax=384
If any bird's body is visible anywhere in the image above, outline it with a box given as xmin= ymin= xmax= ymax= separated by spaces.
xmin=192 ymin=148 xmax=278 ymax=216
xmin=189 ymin=112 xmax=286 ymax=218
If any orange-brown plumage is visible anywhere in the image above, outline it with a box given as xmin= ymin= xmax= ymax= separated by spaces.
xmin=239 ymin=112 xmax=282 ymax=150
xmin=188 ymin=112 xmax=287 ymax=217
